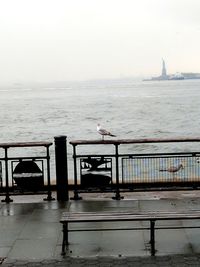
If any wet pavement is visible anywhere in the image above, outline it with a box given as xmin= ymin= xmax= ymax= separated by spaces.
xmin=1 ymin=255 xmax=200 ymax=266
xmin=1 ymin=190 xmax=200 ymax=266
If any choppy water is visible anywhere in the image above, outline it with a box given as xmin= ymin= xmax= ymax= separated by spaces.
xmin=0 ymin=79 xmax=200 ymax=181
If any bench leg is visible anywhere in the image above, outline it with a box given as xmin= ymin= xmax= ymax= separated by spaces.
xmin=150 ymin=220 xmax=156 ymax=256
xmin=61 ymin=223 xmax=68 ymax=256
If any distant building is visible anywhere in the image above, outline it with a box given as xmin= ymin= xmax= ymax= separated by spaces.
xmin=182 ymin=73 xmax=200 ymax=79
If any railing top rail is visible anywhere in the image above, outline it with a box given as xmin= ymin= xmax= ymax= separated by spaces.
xmin=0 ymin=141 xmax=53 ymax=149
xmin=70 ymin=137 xmax=200 ymax=146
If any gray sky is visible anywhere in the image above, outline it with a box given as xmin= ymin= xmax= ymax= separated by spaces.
xmin=0 ymin=0 xmax=200 ymax=83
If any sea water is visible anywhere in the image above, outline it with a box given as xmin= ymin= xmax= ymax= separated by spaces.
xmin=0 ymin=79 xmax=200 ymax=182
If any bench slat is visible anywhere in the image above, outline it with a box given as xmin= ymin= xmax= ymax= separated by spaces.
xmin=60 ymin=210 xmax=200 ymax=223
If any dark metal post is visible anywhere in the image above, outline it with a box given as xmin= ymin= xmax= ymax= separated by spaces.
xmin=54 ymin=136 xmax=69 ymax=201
xmin=2 ymin=147 xmax=13 ymax=203
xmin=44 ymin=145 xmax=55 ymax=201
xmin=150 ymin=220 xmax=156 ymax=256
xmin=112 ymin=144 xmax=123 ymax=200
xmin=70 ymin=144 xmax=82 ymax=200
xmin=61 ymin=223 xmax=68 ymax=255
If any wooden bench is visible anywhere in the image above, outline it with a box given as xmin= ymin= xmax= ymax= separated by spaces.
xmin=60 ymin=210 xmax=200 ymax=256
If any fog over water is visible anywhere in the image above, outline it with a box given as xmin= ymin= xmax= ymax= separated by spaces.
xmin=1 ymin=0 xmax=200 ymax=83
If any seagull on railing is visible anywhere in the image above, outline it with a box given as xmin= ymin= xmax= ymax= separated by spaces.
xmin=159 ymin=164 xmax=183 ymax=173
xmin=97 ymin=124 xmax=116 ymax=140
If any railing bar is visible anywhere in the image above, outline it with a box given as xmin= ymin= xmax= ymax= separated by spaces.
xmin=0 ymin=156 xmax=48 ymax=160
xmin=70 ymin=138 xmax=200 ymax=145
xmin=125 ymin=154 xmax=198 ymax=158
xmin=0 ymin=142 xmax=52 ymax=148
xmin=68 ymin=226 xmax=200 ymax=232
xmin=75 ymin=154 xmax=116 ymax=158
xmin=75 ymin=153 xmax=200 ymax=159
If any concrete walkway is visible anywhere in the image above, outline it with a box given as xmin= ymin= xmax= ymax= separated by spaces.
xmin=0 ymin=191 xmax=200 ymax=266
xmin=1 ymin=255 xmax=200 ymax=266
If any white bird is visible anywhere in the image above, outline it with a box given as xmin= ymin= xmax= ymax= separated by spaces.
xmin=97 ymin=124 xmax=116 ymax=140
xmin=159 ymin=164 xmax=183 ymax=173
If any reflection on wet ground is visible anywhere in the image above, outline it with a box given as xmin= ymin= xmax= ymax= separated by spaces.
xmin=0 ymin=190 xmax=200 ymax=261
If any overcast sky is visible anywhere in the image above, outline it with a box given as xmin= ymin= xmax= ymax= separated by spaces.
xmin=0 ymin=0 xmax=200 ymax=84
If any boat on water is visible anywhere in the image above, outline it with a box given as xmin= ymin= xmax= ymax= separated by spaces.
xmin=168 ymin=72 xmax=184 ymax=80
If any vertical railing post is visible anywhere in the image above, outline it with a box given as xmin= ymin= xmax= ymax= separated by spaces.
xmin=2 ymin=147 xmax=13 ymax=203
xmin=70 ymin=144 xmax=82 ymax=200
xmin=150 ymin=219 xmax=156 ymax=256
xmin=112 ymin=144 xmax=123 ymax=200
xmin=54 ymin=136 xmax=69 ymax=201
xmin=44 ymin=145 xmax=55 ymax=201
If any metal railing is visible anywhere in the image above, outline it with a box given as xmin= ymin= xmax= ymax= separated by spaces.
xmin=0 ymin=141 xmax=54 ymax=203
xmin=70 ymin=138 xmax=200 ymax=200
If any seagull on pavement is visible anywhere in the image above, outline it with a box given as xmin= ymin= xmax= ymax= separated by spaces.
xmin=97 ymin=124 xmax=116 ymax=140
